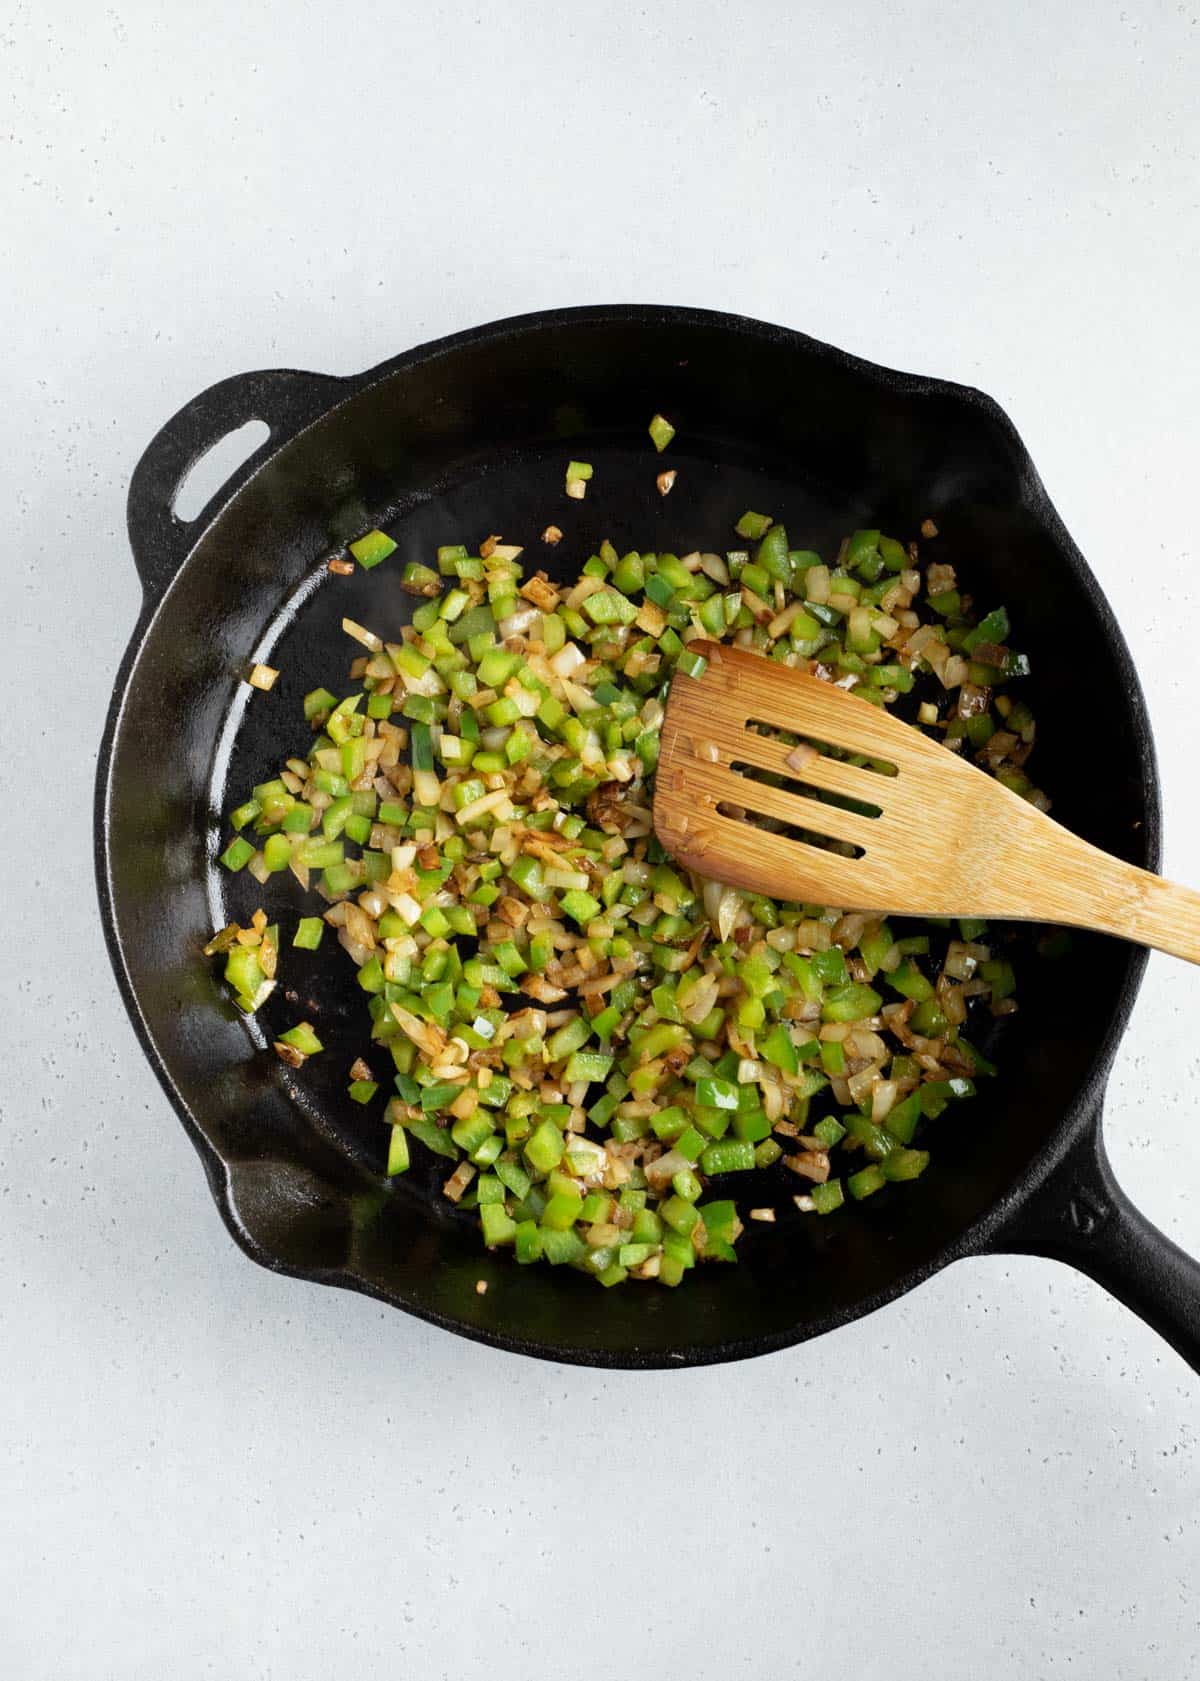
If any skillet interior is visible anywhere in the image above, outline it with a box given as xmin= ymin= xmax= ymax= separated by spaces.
xmin=101 ymin=309 xmax=1154 ymax=1365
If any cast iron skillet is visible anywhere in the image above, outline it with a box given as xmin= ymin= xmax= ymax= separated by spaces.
xmin=96 ymin=304 xmax=1200 ymax=1370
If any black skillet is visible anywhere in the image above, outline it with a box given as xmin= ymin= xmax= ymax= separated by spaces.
xmin=96 ymin=305 xmax=1200 ymax=1370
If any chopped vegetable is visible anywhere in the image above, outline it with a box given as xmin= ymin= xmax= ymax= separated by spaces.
xmin=565 ymin=461 xmax=593 ymax=500
xmin=349 ymin=529 xmax=397 ymax=569
xmin=278 ymin=1021 xmax=322 ymax=1056
xmin=386 ymin=1124 xmax=410 ymax=1175
xmin=648 ymin=414 xmax=676 ymax=453
xmin=220 ymin=837 xmax=255 ymax=872
xmin=210 ymin=476 xmax=1037 ymax=1285
xmin=247 ymin=663 xmax=279 ymax=691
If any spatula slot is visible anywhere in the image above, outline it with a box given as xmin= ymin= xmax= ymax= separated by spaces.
xmin=745 ymin=717 xmax=898 ymax=781
xmin=728 ymin=759 xmax=883 ymax=822
xmin=715 ymin=801 xmax=867 ymax=861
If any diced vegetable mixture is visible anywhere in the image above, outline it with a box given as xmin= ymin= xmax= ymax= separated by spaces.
xmin=211 ymin=438 xmax=1044 ymax=1288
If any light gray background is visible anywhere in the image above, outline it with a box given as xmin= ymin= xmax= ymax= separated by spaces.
xmin=3 ymin=2 xmax=1198 ymax=1675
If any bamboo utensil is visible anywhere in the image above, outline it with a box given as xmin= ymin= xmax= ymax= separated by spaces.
xmin=654 ymin=641 xmax=1200 ymax=962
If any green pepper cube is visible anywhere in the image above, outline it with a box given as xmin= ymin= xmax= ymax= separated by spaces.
xmin=675 ymin=1125 xmax=708 ymax=1163
xmin=694 ymin=1075 xmax=738 ymax=1111
xmin=810 ymin=1179 xmax=844 ymax=1214
xmin=228 ymin=798 xmax=261 ymax=831
xmin=760 ymin=1021 xmax=799 ymax=1075
xmin=260 ymin=833 xmax=290 ymax=873
xmin=811 ymin=947 xmax=847 ymax=986
xmin=822 ymin=982 xmax=883 ymax=1023
xmin=847 ymin=1164 xmax=887 ymax=1200
xmin=564 ymin=1050 xmax=614 ymax=1084
xmin=732 ymin=1107 xmax=771 ymax=1144
xmin=648 ymin=413 xmax=675 ymax=452
xmin=672 ymin=1168 xmax=702 ymax=1204
xmin=700 ymin=1139 xmax=755 ymax=1175
xmin=734 ymin=510 xmax=772 ymax=540
xmin=292 ymin=917 xmax=325 ymax=951
xmin=698 ymin=1200 xmax=739 ymax=1244
xmin=888 ymin=959 xmax=934 ymax=1003
xmin=514 ymin=1220 xmax=543 ymax=1264
xmin=386 ymin=1125 xmax=410 ymax=1176
xmin=220 ymin=836 xmax=255 ymax=872
xmin=224 ymin=946 xmax=264 ymax=1006
xmin=303 ymin=686 xmax=338 ymax=721
xmin=540 ymin=1227 xmax=586 ymax=1266
xmin=882 ymin=1148 xmax=930 ymax=1182
xmin=559 ymin=889 xmax=602 ymax=927
xmin=480 ymin=1204 xmax=517 ymax=1247
xmin=819 ymin=1039 xmax=846 ymax=1076
xmin=542 ymin=1190 xmax=583 ymax=1231
xmin=495 ymin=1159 xmax=531 ymax=1201
xmin=278 ymin=1021 xmax=323 ymax=1056
xmin=451 ymin=1111 xmax=493 ymax=1154
xmin=524 ymin=1119 xmax=565 ymax=1175
xmin=349 ymin=529 xmax=397 ymax=569
xmin=660 ymin=1195 xmax=699 ymax=1236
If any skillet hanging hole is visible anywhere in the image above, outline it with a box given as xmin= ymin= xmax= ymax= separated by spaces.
xmin=171 ymin=418 xmax=270 ymax=521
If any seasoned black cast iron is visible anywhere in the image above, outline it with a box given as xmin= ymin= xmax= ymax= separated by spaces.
xmin=96 ymin=305 xmax=1200 ymax=1369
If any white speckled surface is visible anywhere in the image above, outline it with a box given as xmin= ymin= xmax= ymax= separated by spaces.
xmin=3 ymin=2 xmax=1200 ymax=1674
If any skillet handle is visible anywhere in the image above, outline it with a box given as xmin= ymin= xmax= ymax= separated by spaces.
xmin=994 ymin=1109 xmax=1200 ymax=1373
xmin=126 ymin=368 xmax=347 ymax=605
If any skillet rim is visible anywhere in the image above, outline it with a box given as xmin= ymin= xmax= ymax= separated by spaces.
xmin=94 ymin=302 xmax=1161 ymax=1366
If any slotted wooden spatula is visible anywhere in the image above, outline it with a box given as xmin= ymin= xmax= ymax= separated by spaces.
xmin=654 ymin=640 xmax=1200 ymax=963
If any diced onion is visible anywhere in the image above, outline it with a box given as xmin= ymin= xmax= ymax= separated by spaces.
xmin=211 ymin=503 xmax=1036 ymax=1285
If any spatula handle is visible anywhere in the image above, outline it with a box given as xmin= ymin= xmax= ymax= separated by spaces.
xmin=1119 ymin=870 xmax=1200 ymax=964
xmin=1040 ymin=832 xmax=1200 ymax=964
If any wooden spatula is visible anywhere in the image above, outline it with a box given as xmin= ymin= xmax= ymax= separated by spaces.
xmin=653 ymin=639 xmax=1200 ymax=963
